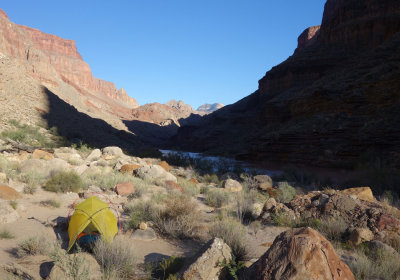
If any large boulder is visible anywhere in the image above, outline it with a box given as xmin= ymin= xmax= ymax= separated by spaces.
xmin=341 ymin=187 xmax=375 ymax=202
xmin=182 ymin=237 xmax=232 ymax=280
xmin=32 ymin=149 xmax=54 ymax=160
xmin=349 ymin=227 xmax=374 ymax=245
xmin=0 ymin=185 xmax=22 ymax=200
xmin=222 ymin=179 xmax=242 ymax=193
xmin=254 ymin=175 xmax=273 ymax=191
xmin=86 ymin=149 xmax=102 ymax=161
xmin=114 ymin=182 xmax=134 ymax=196
xmin=120 ymin=164 xmax=141 ymax=175
xmin=248 ymin=227 xmax=354 ymax=280
xmin=102 ymin=146 xmax=123 ymax=157
xmin=134 ymin=165 xmax=177 ymax=183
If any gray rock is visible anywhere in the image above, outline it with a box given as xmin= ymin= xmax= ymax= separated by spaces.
xmin=254 ymin=175 xmax=273 ymax=190
xmin=131 ymin=228 xmax=157 ymax=241
xmin=20 ymin=159 xmax=47 ymax=175
xmin=134 ymin=165 xmax=177 ymax=183
xmin=182 ymin=238 xmax=232 ymax=280
xmin=369 ymin=240 xmax=399 ymax=256
xmin=74 ymin=164 xmax=88 ymax=175
xmin=86 ymin=149 xmax=102 ymax=161
xmin=102 ymin=146 xmax=123 ymax=157
xmin=265 ymin=198 xmax=277 ymax=211
xmin=222 ymin=179 xmax=242 ymax=192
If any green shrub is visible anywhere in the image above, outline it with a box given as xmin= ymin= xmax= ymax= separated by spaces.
xmin=210 ymin=216 xmax=248 ymax=260
xmin=16 ymin=236 xmax=47 ymax=257
xmin=44 ymin=171 xmax=84 ymax=193
xmin=277 ymin=181 xmax=296 ymax=203
xmin=219 ymin=257 xmax=245 ymax=280
xmin=205 ymin=189 xmax=230 ymax=208
xmin=158 ymin=256 xmax=184 ymax=280
xmin=201 ymin=174 xmax=220 ymax=185
xmin=271 ymin=211 xmax=297 ymax=227
xmin=9 ymin=200 xmax=17 ymax=210
xmin=0 ymin=229 xmax=14 ymax=239
xmin=124 ymin=200 xmax=158 ymax=230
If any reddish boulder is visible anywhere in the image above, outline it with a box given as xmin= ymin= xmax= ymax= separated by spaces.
xmin=377 ymin=214 xmax=400 ymax=233
xmin=158 ymin=161 xmax=172 ymax=172
xmin=119 ymin=164 xmax=141 ymax=175
xmin=114 ymin=182 xmax=134 ymax=196
xmin=248 ymin=227 xmax=354 ymax=280
xmin=165 ymin=180 xmax=183 ymax=193
xmin=32 ymin=149 xmax=54 ymax=160
xmin=0 ymin=185 xmax=22 ymax=200
xmin=189 ymin=178 xmax=199 ymax=185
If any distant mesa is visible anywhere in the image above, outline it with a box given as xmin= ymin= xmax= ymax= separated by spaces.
xmin=197 ymin=103 xmax=224 ymax=113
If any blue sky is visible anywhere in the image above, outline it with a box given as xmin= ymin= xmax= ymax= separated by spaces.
xmin=2 ymin=1 xmax=325 ymax=109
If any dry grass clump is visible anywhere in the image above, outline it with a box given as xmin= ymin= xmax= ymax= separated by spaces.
xmin=343 ymin=245 xmax=400 ymax=280
xmin=49 ymin=242 xmax=90 ymax=280
xmin=177 ymin=177 xmax=199 ymax=197
xmin=40 ymin=199 xmax=61 ymax=208
xmin=83 ymin=171 xmax=147 ymax=191
xmin=209 ymin=216 xmax=248 ymax=260
xmin=44 ymin=171 xmax=84 ymax=193
xmin=0 ymin=155 xmax=20 ymax=180
xmin=235 ymin=188 xmax=264 ymax=223
xmin=20 ymin=170 xmax=45 ymax=194
xmin=0 ymin=229 xmax=14 ymax=239
xmin=125 ymin=200 xmax=158 ymax=230
xmin=93 ymin=237 xmax=136 ymax=280
xmin=15 ymin=236 xmax=47 ymax=257
xmin=153 ymin=193 xmax=201 ymax=239
xmin=205 ymin=188 xmax=230 ymax=208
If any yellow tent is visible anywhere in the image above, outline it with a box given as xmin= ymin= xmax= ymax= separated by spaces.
xmin=67 ymin=196 xmax=118 ymax=252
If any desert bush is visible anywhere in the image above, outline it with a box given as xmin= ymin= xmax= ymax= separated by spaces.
xmin=276 ymin=181 xmax=296 ymax=203
xmin=200 ymin=185 xmax=210 ymax=194
xmin=93 ymin=237 xmax=136 ymax=280
xmin=16 ymin=236 xmax=47 ymax=257
xmin=154 ymin=194 xmax=200 ymax=239
xmin=271 ymin=211 xmax=297 ymax=227
xmin=219 ymin=256 xmax=245 ymax=280
xmin=125 ymin=200 xmax=158 ymax=230
xmin=83 ymin=171 xmax=144 ymax=191
xmin=0 ymin=155 xmax=20 ymax=179
xmin=205 ymin=189 xmax=230 ymax=208
xmin=49 ymin=242 xmax=90 ymax=280
xmin=1 ymin=120 xmax=64 ymax=148
xmin=163 ymin=152 xmax=191 ymax=167
xmin=201 ymin=173 xmax=220 ymax=185
xmin=177 ymin=177 xmax=199 ymax=197
xmin=40 ymin=199 xmax=61 ymax=208
xmin=71 ymin=142 xmax=93 ymax=158
xmin=239 ymin=173 xmax=258 ymax=190
xmin=157 ymin=256 xmax=184 ymax=280
xmin=316 ymin=217 xmax=348 ymax=242
xmin=0 ymin=229 xmax=14 ymax=239
xmin=234 ymin=188 xmax=264 ymax=223
xmin=19 ymin=170 xmax=45 ymax=194
xmin=345 ymin=246 xmax=400 ymax=280
xmin=9 ymin=200 xmax=17 ymax=210
xmin=210 ymin=216 xmax=248 ymax=260
xmin=44 ymin=171 xmax=84 ymax=193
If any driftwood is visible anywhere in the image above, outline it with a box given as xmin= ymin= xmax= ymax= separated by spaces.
xmin=3 ymin=138 xmax=54 ymax=153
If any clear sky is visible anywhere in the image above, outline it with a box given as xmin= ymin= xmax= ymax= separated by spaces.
xmin=2 ymin=1 xmax=325 ymax=109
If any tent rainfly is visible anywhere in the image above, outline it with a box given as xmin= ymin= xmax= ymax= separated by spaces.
xmin=67 ymin=196 xmax=118 ymax=252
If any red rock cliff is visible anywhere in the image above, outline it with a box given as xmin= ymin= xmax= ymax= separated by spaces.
xmin=0 ymin=9 xmax=138 ymax=109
